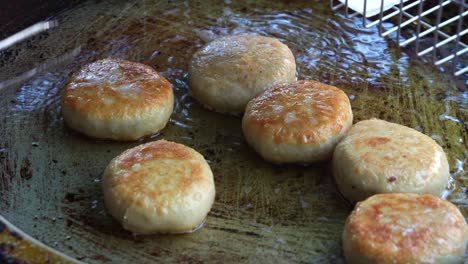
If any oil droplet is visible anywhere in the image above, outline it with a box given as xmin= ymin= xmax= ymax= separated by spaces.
xmin=316 ymin=216 xmax=329 ymax=222
xmin=452 ymin=159 xmax=464 ymax=177
xmin=276 ymin=237 xmax=286 ymax=244
xmin=186 ymin=220 xmax=206 ymax=233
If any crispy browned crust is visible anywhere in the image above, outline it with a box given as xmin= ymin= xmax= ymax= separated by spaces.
xmin=332 ymin=119 xmax=450 ymax=202
xmin=344 ymin=119 xmax=443 ymax=174
xmin=104 ymin=140 xmax=212 ymax=214
xmin=243 ymin=80 xmax=352 ymax=144
xmin=344 ymin=193 xmax=468 ymax=263
xmin=62 ymin=58 xmax=172 ymax=120
xmin=116 ymin=140 xmax=192 ymax=170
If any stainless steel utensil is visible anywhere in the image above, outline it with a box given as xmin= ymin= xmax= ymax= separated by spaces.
xmin=330 ymin=0 xmax=467 ymax=76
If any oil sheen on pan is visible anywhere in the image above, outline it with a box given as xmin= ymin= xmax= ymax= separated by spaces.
xmin=0 ymin=0 xmax=466 ymax=263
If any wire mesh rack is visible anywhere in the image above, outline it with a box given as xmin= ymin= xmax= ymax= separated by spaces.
xmin=330 ymin=0 xmax=467 ymax=76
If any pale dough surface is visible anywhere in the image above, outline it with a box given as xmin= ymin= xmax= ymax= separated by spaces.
xmin=102 ymin=140 xmax=215 ymax=234
xmin=189 ymin=35 xmax=296 ymax=114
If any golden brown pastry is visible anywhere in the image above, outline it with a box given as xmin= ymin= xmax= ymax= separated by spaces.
xmin=242 ymin=80 xmax=352 ymax=163
xmin=332 ymin=119 xmax=450 ymax=202
xmin=343 ymin=193 xmax=468 ymax=264
xmin=102 ymin=140 xmax=215 ymax=234
xmin=62 ymin=58 xmax=174 ymax=141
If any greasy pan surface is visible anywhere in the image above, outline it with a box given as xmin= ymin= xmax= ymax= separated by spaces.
xmin=0 ymin=0 xmax=466 ymax=263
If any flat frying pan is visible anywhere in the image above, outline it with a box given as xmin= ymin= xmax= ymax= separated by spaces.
xmin=0 ymin=0 xmax=466 ymax=263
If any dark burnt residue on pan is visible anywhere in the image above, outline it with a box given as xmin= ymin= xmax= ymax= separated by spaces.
xmin=19 ymin=158 xmax=32 ymax=180
xmin=0 ymin=156 xmax=16 ymax=206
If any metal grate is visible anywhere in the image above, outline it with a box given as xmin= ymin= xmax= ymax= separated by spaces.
xmin=330 ymin=0 xmax=467 ymax=76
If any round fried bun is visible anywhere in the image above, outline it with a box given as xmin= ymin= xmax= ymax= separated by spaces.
xmin=189 ymin=35 xmax=296 ymax=114
xmin=102 ymin=140 xmax=215 ymax=234
xmin=343 ymin=193 xmax=468 ymax=263
xmin=62 ymin=58 xmax=174 ymax=141
xmin=332 ymin=119 xmax=450 ymax=202
xmin=242 ymin=80 xmax=353 ymax=163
